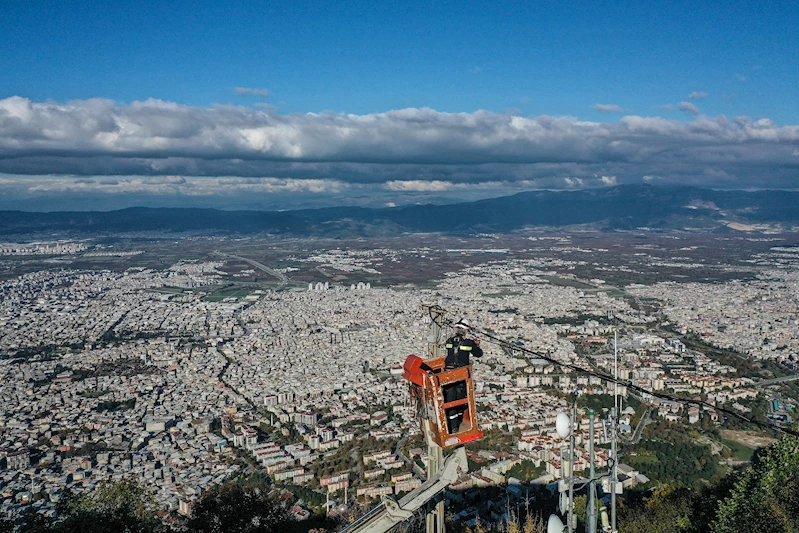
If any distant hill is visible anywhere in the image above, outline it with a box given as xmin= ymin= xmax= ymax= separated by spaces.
xmin=3 ymin=185 xmax=799 ymax=236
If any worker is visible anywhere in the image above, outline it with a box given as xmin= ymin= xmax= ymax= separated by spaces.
xmin=444 ymin=319 xmax=483 ymax=369
xmin=442 ymin=319 xmax=483 ymax=436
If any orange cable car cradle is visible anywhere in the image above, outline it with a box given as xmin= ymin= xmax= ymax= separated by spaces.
xmin=403 ymin=354 xmax=484 ymax=449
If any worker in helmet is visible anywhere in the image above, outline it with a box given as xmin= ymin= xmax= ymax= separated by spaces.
xmin=442 ymin=319 xmax=483 ymax=434
xmin=444 ymin=319 xmax=483 ymax=369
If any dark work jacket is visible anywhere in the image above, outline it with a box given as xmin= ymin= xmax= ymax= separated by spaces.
xmin=444 ymin=333 xmax=483 ymax=368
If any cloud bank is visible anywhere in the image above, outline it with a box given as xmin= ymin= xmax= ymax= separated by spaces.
xmin=1 ymin=96 xmax=798 ymax=190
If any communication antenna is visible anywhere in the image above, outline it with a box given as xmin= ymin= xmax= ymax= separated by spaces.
xmin=554 ymin=401 xmax=577 ymax=533
xmin=547 ymin=515 xmax=566 ymax=533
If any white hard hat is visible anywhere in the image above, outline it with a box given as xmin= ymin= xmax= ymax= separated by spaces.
xmin=454 ymin=319 xmax=471 ymax=331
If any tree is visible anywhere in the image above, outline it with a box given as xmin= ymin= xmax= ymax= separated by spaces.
xmin=522 ymin=514 xmax=545 ymax=533
xmin=0 ymin=519 xmax=13 ymax=533
xmin=495 ymin=512 xmax=521 ymax=533
xmin=712 ymin=434 xmax=799 ymax=533
xmin=21 ymin=478 xmax=165 ymax=533
xmin=497 ymin=512 xmax=546 ymax=533
xmin=186 ymin=481 xmax=291 ymax=533
xmin=465 ymin=518 xmax=488 ymax=533
xmin=618 ymin=485 xmax=693 ymax=533
xmin=506 ymin=460 xmax=545 ymax=481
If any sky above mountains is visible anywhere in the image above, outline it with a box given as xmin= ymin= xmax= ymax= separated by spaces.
xmin=1 ymin=0 xmax=797 ymax=210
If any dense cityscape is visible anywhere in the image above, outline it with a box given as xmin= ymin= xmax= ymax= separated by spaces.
xmin=0 ymin=233 xmax=797 ymax=531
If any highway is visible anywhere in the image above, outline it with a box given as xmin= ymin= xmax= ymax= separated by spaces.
xmin=620 ymin=404 xmax=652 ymax=446
xmin=394 ymin=432 xmax=428 ymax=480
xmin=753 ymin=374 xmax=799 ymax=388
xmin=213 ymin=251 xmax=290 ymax=285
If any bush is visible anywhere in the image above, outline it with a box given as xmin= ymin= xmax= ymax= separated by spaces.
xmin=187 ymin=482 xmax=292 ymax=533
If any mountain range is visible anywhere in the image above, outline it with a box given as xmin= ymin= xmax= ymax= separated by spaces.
xmin=3 ymin=185 xmax=799 ymax=237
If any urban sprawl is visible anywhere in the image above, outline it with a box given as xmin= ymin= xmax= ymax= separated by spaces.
xmin=1 ymin=238 xmax=797 ymax=525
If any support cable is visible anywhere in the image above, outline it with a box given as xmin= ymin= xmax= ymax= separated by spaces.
xmin=439 ymin=317 xmax=799 ymax=438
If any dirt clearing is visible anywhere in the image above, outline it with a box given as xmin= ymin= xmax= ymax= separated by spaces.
xmin=719 ymin=430 xmax=776 ymax=449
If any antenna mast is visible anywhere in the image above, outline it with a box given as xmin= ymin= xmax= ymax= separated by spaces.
xmin=611 ymin=329 xmax=618 ymax=533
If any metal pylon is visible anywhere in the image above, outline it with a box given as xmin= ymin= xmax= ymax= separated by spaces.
xmin=423 ymin=305 xmax=447 ymax=533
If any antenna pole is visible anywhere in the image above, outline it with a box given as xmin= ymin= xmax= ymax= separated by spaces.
xmin=614 ymin=329 xmax=618 ymax=415
xmin=568 ymin=396 xmax=576 ymax=533
xmin=525 ymin=489 xmax=529 ymax=522
xmin=588 ymin=410 xmax=597 ymax=533
xmin=611 ymin=329 xmax=618 ymax=533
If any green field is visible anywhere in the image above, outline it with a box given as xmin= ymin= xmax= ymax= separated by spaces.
xmin=720 ymin=438 xmax=755 ymax=461
xmin=604 ymin=288 xmax=626 ymax=298
xmin=203 ymin=287 xmax=256 ymax=302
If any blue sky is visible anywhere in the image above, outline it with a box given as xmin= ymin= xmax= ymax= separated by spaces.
xmin=4 ymin=0 xmax=796 ymax=119
xmin=0 ymin=0 xmax=797 ymax=209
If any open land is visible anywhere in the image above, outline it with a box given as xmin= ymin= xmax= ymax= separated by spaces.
xmin=719 ymin=430 xmax=777 ymax=449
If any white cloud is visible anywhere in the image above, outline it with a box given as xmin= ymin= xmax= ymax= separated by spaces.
xmin=600 ymin=175 xmax=617 ymax=186
xmin=19 ymin=176 xmax=349 ymax=198
xmin=687 ymin=91 xmax=708 ymax=99
xmin=384 ymin=180 xmax=456 ymax=192
xmin=233 ymin=87 xmax=272 ymax=97
xmin=145 ymin=175 xmax=187 ymax=185
xmin=383 ymin=180 xmax=532 ymax=192
xmin=678 ymin=101 xmax=701 ymax=114
xmin=702 ymin=168 xmax=735 ymax=181
xmin=0 ymin=96 xmax=798 ymax=190
xmin=591 ymin=104 xmax=624 ymax=113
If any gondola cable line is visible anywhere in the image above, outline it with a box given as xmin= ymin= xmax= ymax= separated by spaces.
xmin=435 ymin=316 xmax=799 ymax=438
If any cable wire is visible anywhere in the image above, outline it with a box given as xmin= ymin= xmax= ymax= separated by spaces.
xmin=441 ymin=317 xmax=799 ymax=438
